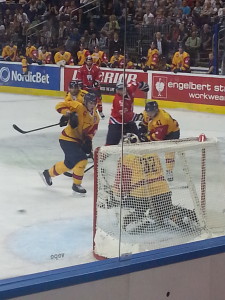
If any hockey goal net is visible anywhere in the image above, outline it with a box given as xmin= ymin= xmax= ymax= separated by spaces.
xmin=93 ymin=137 xmax=225 ymax=259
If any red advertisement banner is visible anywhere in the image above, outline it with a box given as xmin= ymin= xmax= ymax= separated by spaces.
xmin=64 ymin=67 xmax=148 ymax=98
xmin=152 ymin=73 xmax=225 ymax=106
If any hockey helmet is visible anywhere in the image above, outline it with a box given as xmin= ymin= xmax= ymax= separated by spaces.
xmin=123 ymin=133 xmax=139 ymax=144
xmin=84 ymin=93 xmax=97 ymax=106
xmin=86 ymin=55 xmax=93 ymax=62
xmin=116 ymin=80 xmax=126 ymax=90
xmin=69 ymin=80 xmax=80 ymax=89
xmin=145 ymin=101 xmax=158 ymax=112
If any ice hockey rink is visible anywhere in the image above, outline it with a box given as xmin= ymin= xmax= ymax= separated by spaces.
xmin=1 ymin=92 xmax=225 ymax=280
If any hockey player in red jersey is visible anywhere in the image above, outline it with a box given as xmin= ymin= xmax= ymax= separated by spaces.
xmin=105 ymin=80 xmax=149 ymax=145
xmin=77 ymin=55 xmax=105 ymax=119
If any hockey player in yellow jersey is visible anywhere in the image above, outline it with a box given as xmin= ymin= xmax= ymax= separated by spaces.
xmin=139 ymin=101 xmax=180 ymax=181
xmin=2 ymin=41 xmax=18 ymax=62
xmin=146 ymin=42 xmax=159 ymax=70
xmin=91 ymin=46 xmax=108 ymax=67
xmin=171 ymin=45 xmax=190 ymax=73
xmin=110 ymin=133 xmax=198 ymax=232
xmin=21 ymin=41 xmax=42 ymax=74
xmin=77 ymin=43 xmax=90 ymax=66
xmin=42 ymin=93 xmax=100 ymax=194
xmin=54 ymin=45 xmax=74 ymax=66
xmin=112 ymin=134 xmax=173 ymax=230
xmin=63 ymin=80 xmax=88 ymax=104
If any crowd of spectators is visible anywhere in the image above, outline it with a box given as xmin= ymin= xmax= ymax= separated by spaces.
xmin=0 ymin=0 xmax=223 ymax=72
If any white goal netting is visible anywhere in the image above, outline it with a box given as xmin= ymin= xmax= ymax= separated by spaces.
xmin=93 ymin=138 xmax=225 ymax=259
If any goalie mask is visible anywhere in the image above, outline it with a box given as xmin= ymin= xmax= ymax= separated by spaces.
xmin=123 ymin=133 xmax=139 ymax=144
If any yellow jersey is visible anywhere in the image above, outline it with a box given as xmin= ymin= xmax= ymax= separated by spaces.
xmin=171 ymin=51 xmax=190 ymax=71
xmin=54 ymin=51 xmax=74 ymax=65
xmin=55 ymin=100 xmax=100 ymax=143
xmin=26 ymin=45 xmax=37 ymax=58
xmin=114 ymin=153 xmax=170 ymax=198
xmin=2 ymin=45 xmax=17 ymax=61
xmin=64 ymin=90 xmax=88 ymax=104
xmin=146 ymin=48 xmax=159 ymax=69
xmin=91 ymin=51 xmax=107 ymax=66
xmin=146 ymin=109 xmax=180 ymax=141
xmin=77 ymin=49 xmax=89 ymax=66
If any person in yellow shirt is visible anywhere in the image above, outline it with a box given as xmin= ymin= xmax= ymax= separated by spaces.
xmin=54 ymin=46 xmax=74 ymax=66
xmin=42 ymin=93 xmax=100 ymax=194
xmin=171 ymin=44 xmax=190 ymax=73
xmin=64 ymin=80 xmax=88 ymax=104
xmin=19 ymin=41 xmax=42 ymax=74
xmin=146 ymin=41 xmax=159 ymax=70
xmin=38 ymin=46 xmax=52 ymax=64
xmin=91 ymin=46 xmax=108 ymax=67
xmin=25 ymin=41 xmax=41 ymax=64
xmin=2 ymin=41 xmax=18 ymax=62
xmin=139 ymin=101 xmax=180 ymax=181
xmin=77 ymin=43 xmax=90 ymax=66
xmin=109 ymin=51 xmax=124 ymax=68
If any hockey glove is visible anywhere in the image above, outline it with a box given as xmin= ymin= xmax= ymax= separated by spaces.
xmin=138 ymin=123 xmax=148 ymax=134
xmin=82 ymin=138 xmax=92 ymax=154
xmin=133 ymin=113 xmax=143 ymax=122
xmin=69 ymin=112 xmax=79 ymax=129
xmin=60 ymin=115 xmax=69 ymax=127
xmin=93 ymin=80 xmax=100 ymax=88
xmin=138 ymin=81 xmax=149 ymax=92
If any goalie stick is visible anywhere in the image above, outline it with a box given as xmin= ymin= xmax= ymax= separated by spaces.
xmin=12 ymin=123 xmax=60 ymax=134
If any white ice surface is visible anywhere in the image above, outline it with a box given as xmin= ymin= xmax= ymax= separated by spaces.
xmin=0 ymin=93 xmax=225 ymax=279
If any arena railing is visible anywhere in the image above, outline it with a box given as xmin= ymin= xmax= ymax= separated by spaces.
xmin=70 ymin=0 xmax=100 ymax=22
xmin=26 ymin=20 xmax=48 ymax=45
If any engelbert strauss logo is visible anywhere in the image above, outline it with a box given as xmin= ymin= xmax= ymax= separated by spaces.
xmin=0 ymin=67 xmax=10 ymax=82
xmin=153 ymin=76 xmax=167 ymax=98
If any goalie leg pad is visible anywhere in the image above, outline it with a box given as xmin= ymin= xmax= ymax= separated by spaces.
xmin=167 ymin=205 xmax=199 ymax=230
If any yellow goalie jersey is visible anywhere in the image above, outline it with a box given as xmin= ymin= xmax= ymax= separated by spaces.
xmin=114 ymin=153 xmax=170 ymax=198
xmin=64 ymin=89 xmax=88 ymax=104
xmin=55 ymin=100 xmax=100 ymax=143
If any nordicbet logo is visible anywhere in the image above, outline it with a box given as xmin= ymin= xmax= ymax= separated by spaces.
xmin=0 ymin=67 xmax=10 ymax=82
xmin=0 ymin=67 xmax=50 ymax=84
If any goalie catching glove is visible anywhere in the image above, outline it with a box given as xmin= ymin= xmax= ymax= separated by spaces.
xmin=138 ymin=81 xmax=149 ymax=92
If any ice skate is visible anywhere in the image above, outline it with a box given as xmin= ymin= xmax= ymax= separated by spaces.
xmin=42 ymin=170 xmax=52 ymax=186
xmin=99 ymin=111 xmax=105 ymax=119
xmin=72 ymin=183 xmax=87 ymax=194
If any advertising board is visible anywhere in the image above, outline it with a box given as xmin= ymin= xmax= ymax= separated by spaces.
xmin=0 ymin=63 xmax=60 ymax=90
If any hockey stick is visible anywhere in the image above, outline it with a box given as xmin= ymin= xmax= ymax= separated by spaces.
xmin=12 ymin=123 xmax=60 ymax=134
xmin=64 ymin=164 xmax=94 ymax=177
